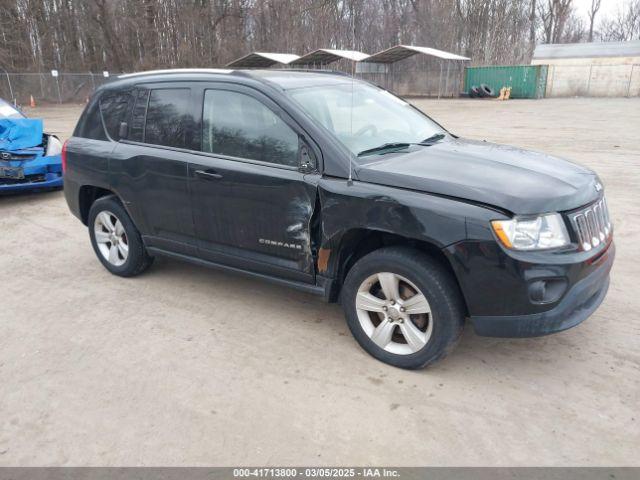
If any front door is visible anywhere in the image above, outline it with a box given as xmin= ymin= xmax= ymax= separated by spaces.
xmin=189 ymin=85 xmax=318 ymax=283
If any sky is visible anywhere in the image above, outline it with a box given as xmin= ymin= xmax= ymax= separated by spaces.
xmin=572 ymin=0 xmax=628 ymax=22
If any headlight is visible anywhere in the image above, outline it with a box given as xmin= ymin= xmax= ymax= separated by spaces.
xmin=491 ymin=213 xmax=570 ymax=250
xmin=45 ymin=135 xmax=62 ymax=157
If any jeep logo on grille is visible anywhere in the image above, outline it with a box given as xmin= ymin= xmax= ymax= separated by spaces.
xmin=594 ymin=182 xmax=602 ymax=192
xmin=0 ymin=152 xmax=11 ymax=160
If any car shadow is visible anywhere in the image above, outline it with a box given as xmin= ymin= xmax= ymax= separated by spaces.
xmin=145 ymin=255 xmax=571 ymax=374
xmin=0 ymin=187 xmax=64 ymax=204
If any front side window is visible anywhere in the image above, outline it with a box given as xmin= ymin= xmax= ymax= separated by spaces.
xmin=288 ymin=82 xmax=445 ymax=158
xmin=144 ymin=88 xmax=191 ymax=148
xmin=202 ymin=89 xmax=299 ymax=167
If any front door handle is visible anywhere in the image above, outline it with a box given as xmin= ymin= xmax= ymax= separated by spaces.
xmin=195 ymin=169 xmax=223 ymax=180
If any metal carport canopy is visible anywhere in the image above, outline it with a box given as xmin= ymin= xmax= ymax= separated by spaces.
xmin=289 ymin=49 xmax=370 ymax=66
xmin=364 ymin=45 xmax=469 ymax=63
xmin=226 ymin=52 xmax=300 ymax=68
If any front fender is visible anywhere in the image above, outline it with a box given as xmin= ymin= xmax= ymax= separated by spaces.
xmin=316 ymin=177 xmax=500 ymax=274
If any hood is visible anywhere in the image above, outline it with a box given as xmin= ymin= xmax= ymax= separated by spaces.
xmin=0 ymin=118 xmax=43 ymax=151
xmin=356 ymin=137 xmax=601 ymax=215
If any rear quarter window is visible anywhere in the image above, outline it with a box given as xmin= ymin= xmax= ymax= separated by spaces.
xmin=99 ymin=91 xmax=133 ymax=141
xmin=74 ymin=99 xmax=107 ymax=141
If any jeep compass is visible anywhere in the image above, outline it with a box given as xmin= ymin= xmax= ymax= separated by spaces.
xmin=63 ymin=69 xmax=614 ymax=369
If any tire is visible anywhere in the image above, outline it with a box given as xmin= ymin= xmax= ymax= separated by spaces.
xmin=341 ymin=247 xmax=465 ymax=369
xmin=470 ymin=85 xmax=482 ymax=98
xmin=480 ymin=83 xmax=495 ymax=97
xmin=88 ymin=195 xmax=154 ymax=277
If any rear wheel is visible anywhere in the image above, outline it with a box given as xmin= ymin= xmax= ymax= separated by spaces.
xmin=341 ymin=247 xmax=465 ymax=369
xmin=88 ymin=195 xmax=153 ymax=277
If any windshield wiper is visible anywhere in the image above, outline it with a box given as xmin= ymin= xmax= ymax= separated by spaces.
xmin=357 ymin=134 xmax=447 ymax=157
xmin=418 ymin=133 xmax=446 ymax=145
xmin=357 ymin=142 xmax=412 ymax=157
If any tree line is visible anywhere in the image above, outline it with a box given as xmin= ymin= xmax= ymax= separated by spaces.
xmin=1 ymin=0 xmax=639 ymax=73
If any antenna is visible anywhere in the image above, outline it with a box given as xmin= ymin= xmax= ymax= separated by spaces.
xmin=347 ymin=0 xmax=356 ymax=185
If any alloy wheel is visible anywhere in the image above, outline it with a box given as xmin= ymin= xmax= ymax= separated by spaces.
xmin=355 ymin=272 xmax=433 ymax=355
xmin=94 ymin=210 xmax=129 ymax=267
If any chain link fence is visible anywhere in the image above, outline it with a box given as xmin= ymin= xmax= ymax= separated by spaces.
xmin=0 ymin=63 xmax=464 ymax=106
xmin=0 ymin=72 xmax=122 ymax=106
xmin=357 ymin=57 xmax=466 ymax=98
xmin=6 ymin=64 xmax=634 ymax=104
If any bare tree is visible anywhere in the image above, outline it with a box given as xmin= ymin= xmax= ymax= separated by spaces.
xmin=587 ymin=0 xmax=601 ymax=41
xmin=538 ymin=0 xmax=574 ymax=43
xmin=0 ymin=0 xmax=599 ymax=73
xmin=600 ymin=0 xmax=640 ymax=41
xmin=530 ymin=0 xmax=537 ymax=46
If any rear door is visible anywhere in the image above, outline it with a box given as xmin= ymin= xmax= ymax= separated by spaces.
xmin=110 ymin=83 xmax=200 ymax=255
xmin=188 ymin=84 xmax=319 ymax=282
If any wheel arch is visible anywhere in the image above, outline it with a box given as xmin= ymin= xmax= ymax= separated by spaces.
xmin=320 ymin=228 xmax=467 ymax=314
xmin=78 ymin=185 xmax=116 ymax=225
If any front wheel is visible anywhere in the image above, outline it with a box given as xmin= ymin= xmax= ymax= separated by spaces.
xmin=341 ymin=247 xmax=465 ymax=369
xmin=88 ymin=195 xmax=154 ymax=277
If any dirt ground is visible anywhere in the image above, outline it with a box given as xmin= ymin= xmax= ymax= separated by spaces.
xmin=1 ymin=98 xmax=638 ymax=466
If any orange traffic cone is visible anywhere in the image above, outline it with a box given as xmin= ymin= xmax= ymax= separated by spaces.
xmin=30 ymin=95 xmax=36 ymax=108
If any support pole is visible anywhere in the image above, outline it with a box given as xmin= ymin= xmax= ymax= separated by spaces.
xmin=1 ymin=68 xmax=14 ymax=103
xmin=438 ymin=62 xmax=443 ymax=99
xmin=425 ymin=55 xmax=428 ymax=96
xmin=56 ymin=76 xmax=62 ymax=104
xmin=38 ymin=73 xmax=45 ymax=99
xmin=392 ymin=62 xmax=396 ymax=94
xmin=444 ymin=61 xmax=451 ymax=97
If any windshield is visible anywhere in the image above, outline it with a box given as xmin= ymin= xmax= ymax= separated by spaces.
xmin=0 ymin=99 xmax=25 ymax=119
xmin=288 ymin=82 xmax=445 ymax=157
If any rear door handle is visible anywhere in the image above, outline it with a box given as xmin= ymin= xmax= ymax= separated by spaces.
xmin=195 ymin=169 xmax=223 ymax=180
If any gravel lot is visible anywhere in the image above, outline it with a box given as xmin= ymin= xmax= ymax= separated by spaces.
xmin=1 ymin=98 xmax=638 ymax=466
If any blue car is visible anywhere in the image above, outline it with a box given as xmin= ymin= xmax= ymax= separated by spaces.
xmin=0 ymin=98 xmax=63 ymax=193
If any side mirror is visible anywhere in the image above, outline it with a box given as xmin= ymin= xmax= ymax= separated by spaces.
xmin=118 ymin=121 xmax=128 ymax=140
xmin=299 ymin=137 xmax=316 ymax=172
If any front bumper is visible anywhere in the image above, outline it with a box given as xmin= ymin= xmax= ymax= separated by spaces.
xmin=471 ymin=241 xmax=615 ymax=337
xmin=0 ymin=154 xmax=62 ymax=193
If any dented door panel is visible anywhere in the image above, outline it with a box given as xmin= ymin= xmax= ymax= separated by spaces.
xmin=189 ymin=155 xmax=317 ymax=282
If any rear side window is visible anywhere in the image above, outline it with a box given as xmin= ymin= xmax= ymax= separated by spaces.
xmin=144 ymin=88 xmax=191 ymax=149
xmin=74 ymin=99 xmax=107 ymax=140
xmin=99 ymin=91 xmax=133 ymax=141
xmin=202 ymin=89 xmax=298 ymax=167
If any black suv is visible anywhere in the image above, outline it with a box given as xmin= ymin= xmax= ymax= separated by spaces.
xmin=63 ymin=69 xmax=614 ymax=369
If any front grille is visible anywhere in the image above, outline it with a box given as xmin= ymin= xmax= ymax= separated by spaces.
xmin=0 ymin=174 xmax=46 ymax=186
xmin=570 ymin=196 xmax=612 ymax=251
xmin=0 ymin=152 xmax=37 ymax=162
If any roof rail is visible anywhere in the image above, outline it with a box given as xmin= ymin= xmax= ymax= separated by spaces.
xmin=118 ymin=68 xmax=233 ymax=79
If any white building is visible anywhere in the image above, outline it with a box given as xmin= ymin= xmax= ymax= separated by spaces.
xmin=532 ymin=40 xmax=640 ymax=97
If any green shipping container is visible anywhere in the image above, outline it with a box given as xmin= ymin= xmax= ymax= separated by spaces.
xmin=464 ymin=65 xmax=548 ymax=99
